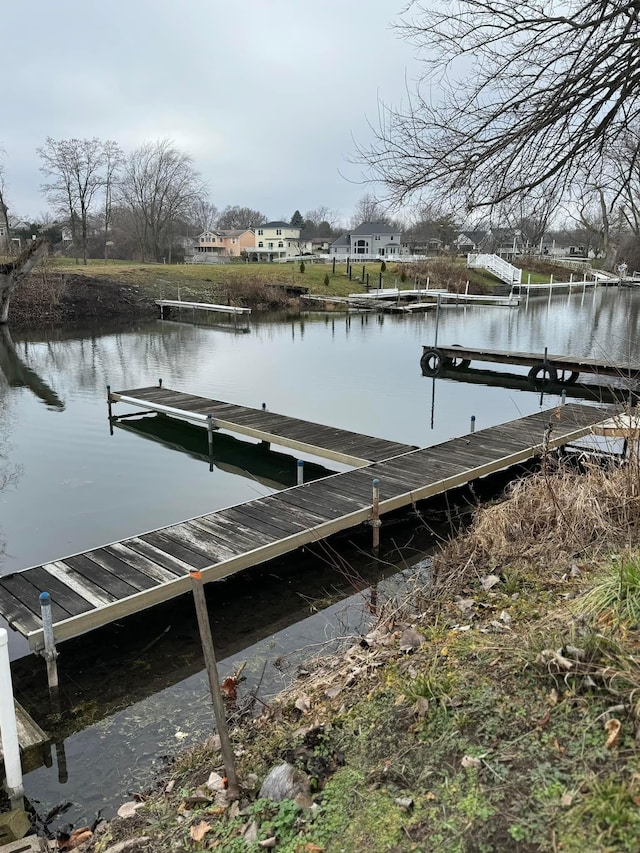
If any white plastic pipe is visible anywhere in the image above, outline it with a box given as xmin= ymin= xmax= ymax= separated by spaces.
xmin=0 ymin=628 xmax=24 ymax=805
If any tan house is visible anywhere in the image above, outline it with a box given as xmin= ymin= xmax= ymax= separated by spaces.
xmin=194 ymin=228 xmax=255 ymax=258
xmin=249 ymin=221 xmax=312 ymax=260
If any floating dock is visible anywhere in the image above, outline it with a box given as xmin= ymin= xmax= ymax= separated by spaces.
xmin=420 ymin=345 xmax=640 ymax=385
xmin=108 ymin=386 xmax=415 ymax=467
xmin=156 ymin=299 xmax=251 ymax=316
xmin=0 ymin=402 xmax=607 ymax=651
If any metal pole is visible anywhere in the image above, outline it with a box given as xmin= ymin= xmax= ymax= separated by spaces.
xmin=207 ymin=414 xmax=214 ymax=473
xmin=0 ymin=629 xmax=24 ymax=809
xmin=297 ymin=459 xmax=304 ymax=486
xmin=434 ymin=294 xmax=441 ymax=347
xmin=39 ymin=592 xmax=60 ymax=712
xmin=107 ymin=384 xmax=113 ymax=436
xmin=371 ymin=478 xmax=381 ymax=554
xmin=561 ymin=389 xmax=567 ymax=406
xmin=159 ymin=378 xmax=163 ymax=388
xmin=470 ymin=415 xmax=476 ymax=433
xmin=190 ymin=570 xmax=239 ymax=799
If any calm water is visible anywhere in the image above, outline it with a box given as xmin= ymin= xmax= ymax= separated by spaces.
xmin=2 ymin=285 xmax=640 ymax=826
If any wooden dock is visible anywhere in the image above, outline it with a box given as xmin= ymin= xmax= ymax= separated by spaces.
xmin=0 ymin=702 xmax=48 ymax=770
xmin=108 ymin=386 xmax=415 ymax=466
xmin=420 ymin=345 xmax=640 ymax=385
xmin=156 ymin=299 xmax=251 ymax=316
xmin=0 ymin=403 xmax=607 ymax=652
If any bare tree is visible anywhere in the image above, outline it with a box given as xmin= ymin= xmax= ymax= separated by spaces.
xmin=358 ymin=1 xmax=640 ymax=211
xmin=0 ymin=238 xmax=48 ymax=323
xmin=492 ymin=182 xmax=564 ymax=254
xmin=119 ymin=139 xmax=205 ymax=262
xmin=216 ymin=205 xmax=267 ymax=230
xmin=0 ymin=153 xmax=11 ymax=255
xmin=303 ymin=206 xmax=341 ymax=235
xmin=190 ymin=198 xmax=219 ymax=234
xmin=102 ymin=141 xmax=123 ymax=260
xmin=348 ymin=194 xmax=391 ymax=228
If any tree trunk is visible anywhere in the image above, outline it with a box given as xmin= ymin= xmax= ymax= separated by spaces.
xmin=0 ymin=188 xmax=10 ymax=255
xmin=0 ymin=238 xmax=48 ymax=323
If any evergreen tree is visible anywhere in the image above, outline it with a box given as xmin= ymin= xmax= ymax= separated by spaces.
xmin=290 ymin=210 xmax=305 ymax=228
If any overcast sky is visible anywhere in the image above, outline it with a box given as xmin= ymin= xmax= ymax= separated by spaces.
xmin=2 ymin=1 xmax=421 ymax=224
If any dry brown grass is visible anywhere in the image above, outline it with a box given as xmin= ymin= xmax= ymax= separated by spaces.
xmin=431 ymin=453 xmax=640 ymax=598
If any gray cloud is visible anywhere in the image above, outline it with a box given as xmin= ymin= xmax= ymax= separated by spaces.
xmin=3 ymin=0 xmax=419 ymax=223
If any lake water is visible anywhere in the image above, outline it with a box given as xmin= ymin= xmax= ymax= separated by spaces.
xmin=2 ymin=284 xmax=640 ymax=827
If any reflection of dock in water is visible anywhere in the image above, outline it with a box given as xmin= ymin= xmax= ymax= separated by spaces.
xmin=424 ymin=363 xmax=636 ymax=406
xmin=114 ymin=414 xmax=336 ymax=489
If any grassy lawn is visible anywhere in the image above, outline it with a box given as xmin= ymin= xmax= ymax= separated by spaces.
xmin=39 ymin=256 xmax=519 ymax=301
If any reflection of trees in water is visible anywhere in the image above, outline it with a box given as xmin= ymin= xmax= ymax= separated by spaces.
xmin=0 ymin=326 xmax=64 ymax=408
xmin=11 ymin=323 xmax=202 ymax=396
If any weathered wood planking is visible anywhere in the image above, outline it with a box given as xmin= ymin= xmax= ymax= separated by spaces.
xmin=422 ymin=345 xmax=640 ymax=379
xmin=0 ymin=702 xmax=48 ymax=765
xmin=109 ymin=387 xmax=416 ymax=466
xmin=0 ymin=403 xmax=608 ymax=652
xmin=156 ymin=299 xmax=251 ymax=315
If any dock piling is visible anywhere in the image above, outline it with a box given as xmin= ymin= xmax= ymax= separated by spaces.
xmin=107 ymin=385 xmax=113 ymax=435
xmin=561 ymin=390 xmax=567 ymax=406
xmin=470 ymin=415 xmax=476 ymax=433
xmin=190 ymin=570 xmax=239 ymax=799
xmin=434 ymin=294 xmax=441 ymax=347
xmin=207 ymin=415 xmax=214 ymax=472
xmin=371 ymin=478 xmax=381 ymax=554
xmin=297 ymin=459 xmax=304 ymax=486
xmin=159 ymin=378 xmax=163 ymax=388
xmin=0 ymin=629 xmax=23 ymax=809
xmin=39 ymin=592 xmax=60 ymax=711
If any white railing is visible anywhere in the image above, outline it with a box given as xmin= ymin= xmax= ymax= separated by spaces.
xmin=327 ymin=254 xmax=435 ymax=263
xmin=467 ymin=253 xmax=522 ymax=284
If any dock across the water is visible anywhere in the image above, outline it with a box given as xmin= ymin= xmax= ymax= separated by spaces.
xmin=0 ymin=401 xmax=609 ymax=651
xmin=420 ymin=345 xmax=640 ymax=386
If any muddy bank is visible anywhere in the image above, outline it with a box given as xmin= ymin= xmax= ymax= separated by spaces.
xmin=7 ymin=273 xmax=157 ymax=327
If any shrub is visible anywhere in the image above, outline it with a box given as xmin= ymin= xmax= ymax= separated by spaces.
xmin=300 ymin=260 xmax=305 ymax=274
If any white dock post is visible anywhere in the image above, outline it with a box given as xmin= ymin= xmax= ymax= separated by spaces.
xmin=470 ymin=415 xmax=476 ymax=433
xmin=371 ymin=478 xmax=381 ymax=555
xmin=0 ymin=629 xmax=24 ymax=809
xmin=561 ymin=389 xmax=567 ymax=406
xmin=297 ymin=459 xmax=304 ymax=486
xmin=207 ymin=414 xmax=214 ymax=472
xmin=39 ymin=592 xmax=59 ymax=709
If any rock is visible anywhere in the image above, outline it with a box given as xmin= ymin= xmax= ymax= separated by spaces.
xmin=0 ymin=810 xmax=31 ymax=844
xmin=116 ymin=802 xmax=144 ymax=820
xmin=480 ymin=574 xmax=501 ymax=591
xmin=395 ymin=797 xmax=414 ymax=812
xmin=399 ymin=628 xmax=424 ymax=653
xmin=258 ymin=838 xmax=276 ymax=848
xmin=206 ymin=772 xmax=226 ymax=792
xmin=259 ymin=763 xmax=310 ymax=802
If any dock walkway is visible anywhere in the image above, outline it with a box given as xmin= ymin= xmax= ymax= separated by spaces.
xmin=420 ymin=345 xmax=640 ymax=385
xmin=0 ymin=403 xmax=606 ymax=651
xmin=109 ymin=387 xmax=415 ymax=466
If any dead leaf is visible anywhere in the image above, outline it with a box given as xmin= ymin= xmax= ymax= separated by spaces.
xmin=243 ymin=821 xmax=259 ymax=843
xmin=59 ymin=828 xmax=92 ymax=850
xmin=561 ymin=792 xmax=574 ymax=808
xmin=480 ymin=574 xmax=500 ymax=591
xmin=395 ymin=796 xmax=414 ymax=812
xmin=300 ymin=844 xmax=324 ymax=853
xmin=295 ymin=694 xmax=311 ymax=714
xmin=117 ymin=801 xmax=144 ymax=819
xmin=258 ymin=838 xmax=277 ymax=848
xmin=190 ymin=820 xmax=211 ymax=842
xmin=537 ymin=710 xmax=551 ymax=728
xmin=605 ymin=718 xmax=622 ymax=749
xmin=221 ymin=676 xmax=238 ymax=700
xmin=461 ymin=755 xmax=482 ymax=768
xmin=548 ymin=688 xmax=559 ymax=706
xmin=414 ymin=697 xmax=429 ymax=720
xmin=325 ymin=684 xmax=343 ymax=700
xmin=206 ymin=771 xmax=226 ymax=792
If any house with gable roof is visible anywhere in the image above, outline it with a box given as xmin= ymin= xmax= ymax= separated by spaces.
xmin=330 ymin=222 xmax=403 ymax=257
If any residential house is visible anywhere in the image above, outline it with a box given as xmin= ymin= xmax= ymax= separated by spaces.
xmin=330 ymin=222 xmax=403 ymax=257
xmin=247 ymin=221 xmax=312 ymax=261
xmin=190 ymin=228 xmax=255 ymax=261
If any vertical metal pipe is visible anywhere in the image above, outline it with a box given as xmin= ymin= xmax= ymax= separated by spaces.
xmin=261 ymin=402 xmax=267 ymax=411
xmin=371 ymin=478 xmax=381 ymax=554
xmin=0 ymin=629 xmax=23 ymax=809
xmin=107 ymin=384 xmax=113 ymax=435
xmin=470 ymin=415 xmax=476 ymax=433
xmin=190 ymin=570 xmax=239 ymax=799
xmin=434 ymin=294 xmax=441 ymax=347
xmin=159 ymin=378 xmax=163 ymax=388
xmin=39 ymin=592 xmax=59 ymax=711
xmin=207 ymin=414 xmax=214 ymax=473
xmin=561 ymin=389 xmax=567 ymax=406
xmin=297 ymin=459 xmax=304 ymax=486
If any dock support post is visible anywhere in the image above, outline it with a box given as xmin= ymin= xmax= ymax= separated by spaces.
xmin=332 ymin=257 xmax=336 ymax=274
xmin=39 ymin=592 xmax=60 ymax=712
xmin=561 ymin=389 xmax=567 ymax=406
xmin=0 ymin=629 xmax=23 ymax=809
xmin=107 ymin=384 xmax=113 ymax=435
xmin=362 ymin=265 xmax=365 ymax=282
xmin=190 ymin=570 xmax=239 ymax=800
xmin=207 ymin=414 xmax=214 ymax=472
xmin=371 ymin=478 xmax=381 ymax=555
xmin=159 ymin=378 xmax=163 ymax=388
xmin=470 ymin=415 xmax=476 ymax=433
xmin=297 ymin=459 xmax=304 ymax=486
xmin=434 ymin=294 xmax=441 ymax=347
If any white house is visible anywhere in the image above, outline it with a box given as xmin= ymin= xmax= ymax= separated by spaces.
xmin=249 ymin=221 xmax=312 ymax=260
xmin=330 ymin=222 xmax=403 ymax=257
